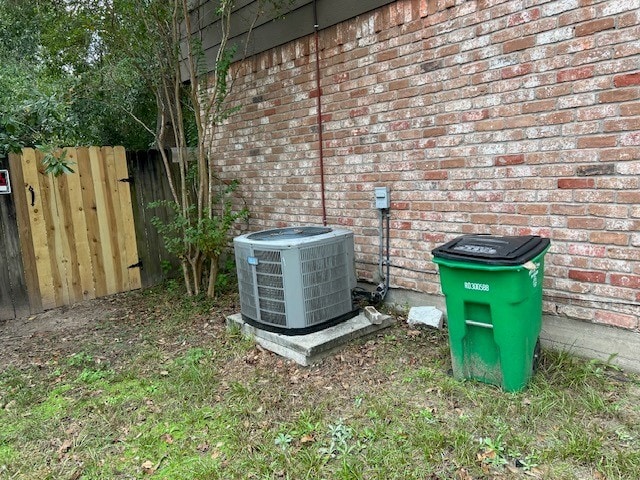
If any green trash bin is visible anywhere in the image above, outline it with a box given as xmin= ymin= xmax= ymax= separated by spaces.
xmin=432 ymin=235 xmax=550 ymax=392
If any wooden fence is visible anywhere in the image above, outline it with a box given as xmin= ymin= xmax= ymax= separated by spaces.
xmin=1 ymin=147 xmax=176 ymax=321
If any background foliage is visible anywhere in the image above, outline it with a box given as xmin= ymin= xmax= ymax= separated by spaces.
xmin=0 ymin=0 xmax=261 ymax=296
xmin=0 ymin=0 xmax=156 ymax=158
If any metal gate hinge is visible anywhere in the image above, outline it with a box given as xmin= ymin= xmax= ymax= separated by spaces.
xmin=128 ymin=260 xmax=143 ymax=269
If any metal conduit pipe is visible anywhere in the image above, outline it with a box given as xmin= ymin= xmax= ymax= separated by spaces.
xmin=375 ymin=208 xmax=390 ymax=302
xmin=378 ymin=208 xmax=385 ymax=280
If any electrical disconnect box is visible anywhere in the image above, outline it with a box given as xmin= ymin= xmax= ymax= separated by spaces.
xmin=374 ymin=186 xmax=390 ymax=209
xmin=0 ymin=170 xmax=11 ymax=194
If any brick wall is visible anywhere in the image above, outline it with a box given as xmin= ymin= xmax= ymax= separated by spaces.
xmin=209 ymin=0 xmax=640 ymax=331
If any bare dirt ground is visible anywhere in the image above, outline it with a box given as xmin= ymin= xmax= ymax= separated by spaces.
xmin=0 ymin=295 xmax=133 ymax=367
xmin=0 ymin=289 xmax=231 ymax=374
xmin=0 ymin=288 xmax=423 ymax=410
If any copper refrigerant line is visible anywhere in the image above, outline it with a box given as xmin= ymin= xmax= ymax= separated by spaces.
xmin=312 ymin=1 xmax=389 ymax=303
xmin=313 ymin=0 xmax=327 ymax=226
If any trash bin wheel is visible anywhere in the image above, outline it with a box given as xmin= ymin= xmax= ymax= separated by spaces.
xmin=532 ymin=338 xmax=541 ymax=372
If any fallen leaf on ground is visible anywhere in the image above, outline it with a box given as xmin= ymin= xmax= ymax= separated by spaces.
xmin=57 ymin=439 xmax=73 ymax=460
xmin=524 ymin=466 xmax=545 ymax=478
xmin=455 ymin=467 xmax=474 ymax=480
xmin=70 ymin=468 xmax=83 ymax=480
xmin=141 ymin=460 xmax=155 ymax=475
xmin=300 ymin=434 xmax=315 ymax=445
xmin=211 ymin=449 xmax=223 ymax=459
xmin=506 ymin=464 xmax=519 ymax=473
xmin=64 ymin=424 xmax=81 ymax=436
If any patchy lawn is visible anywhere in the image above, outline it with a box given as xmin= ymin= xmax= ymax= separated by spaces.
xmin=1 ymin=282 xmax=639 ymax=479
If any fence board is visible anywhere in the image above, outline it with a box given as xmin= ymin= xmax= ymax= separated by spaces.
xmin=89 ymin=146 xmax=118 ymax=295
xmin=0 ymin=198 xmax=17 ymax=319
xmin=65 ymin=148 xmax=95 ymax=301
xmin=153 ymin=150 xmax=178 ymax=271
xmin=114 ymin=147 xmax=142 ymax=290
xmin=104 ymin=147 xmax=126 ymax=292
xmin=8 ymin=153 xmax=42 ymax=313
xmin=127 ymin=151 xmax=151 ymax=287
xmin=55 ymin=174 xmax=75 ymax=299
xmin=157 ymin=152 xmax=182 ymax=278
xmin=107 ymin=147 xmax=127 ymax=291
xmin=0 ymin=215 xmax=16 ymax=319
xmin=77 ymin=147 xmax=107 ymax=298
xmin=20 ymin=149 xmax=57 ymax=310
xmin=39 ymin=150 xmax=72 ymax=306
xmin=135 ymin=151 xmax=164 ymax=287
xmin=52 ymin=170 xmax=75 ymax=305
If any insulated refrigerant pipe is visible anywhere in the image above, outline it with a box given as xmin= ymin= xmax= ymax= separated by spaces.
xmin=378 ymin=209 xmax=384 ymax=279
xmin=376 ymin=207 xmax=391 ymax=301
xmin=385 ymin=208 xmax=390 ymax=294
xmin=313 ymin=0 xmax=327 ymax=226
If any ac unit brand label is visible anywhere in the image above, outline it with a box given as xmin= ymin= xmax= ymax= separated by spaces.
xmin=464 ymin=281 xmax=490 ymax=292
xmin=247 ymin=256 xmax=259 ymax=266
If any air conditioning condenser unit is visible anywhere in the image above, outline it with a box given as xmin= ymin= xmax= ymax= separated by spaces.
xmin=233 ymin=226 xmax=357 ymax=335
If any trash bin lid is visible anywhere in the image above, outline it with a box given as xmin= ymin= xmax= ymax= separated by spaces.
xmin=432 ymin=234 xmax=550 ymax=266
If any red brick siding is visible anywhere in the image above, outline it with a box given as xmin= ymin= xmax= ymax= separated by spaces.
xmin=209 ymin=0 xmax=640 ymax=331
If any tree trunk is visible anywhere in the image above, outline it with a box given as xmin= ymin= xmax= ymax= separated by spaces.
xmin=181 ymin=261 xmax=192 ymax=296
xmin=155 ymin=111 xmax=177 ymax=148
xmin=207 ymin=255 xmax=219 ymax=297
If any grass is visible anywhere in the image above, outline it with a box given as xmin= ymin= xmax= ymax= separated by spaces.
xmin=1 ymin=284 xmax=639 ymax=479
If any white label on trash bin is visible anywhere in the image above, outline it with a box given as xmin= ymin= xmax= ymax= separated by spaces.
xmin=529 ymin=262 xmax=540 ymax=288
xmin=464 ymin=282 xmax=490 ymax=292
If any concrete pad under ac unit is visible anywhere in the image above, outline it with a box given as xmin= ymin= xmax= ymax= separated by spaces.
xmin=226 ymin=311 xmax=394 ymax=366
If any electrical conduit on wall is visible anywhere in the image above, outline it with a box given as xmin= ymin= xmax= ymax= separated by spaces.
xmin=314 ymin=1 xmax=391 ymax=304
xmin=313 ymin=0 xmax=327 ymax=226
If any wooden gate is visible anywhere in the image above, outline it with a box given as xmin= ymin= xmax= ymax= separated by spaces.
xmin=7 ymin=147 xmax=142 ymax=313
xmin=126 ymin=149 xmax=180 ymax=289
